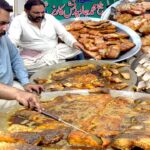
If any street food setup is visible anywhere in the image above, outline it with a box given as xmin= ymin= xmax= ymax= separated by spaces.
xmin=1 ymin=1 xmax=150 ymax=150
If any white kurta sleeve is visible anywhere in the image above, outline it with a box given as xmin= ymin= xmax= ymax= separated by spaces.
xmin=49 ymin=15 xmax=77 ymax=47
xmin=8 ymin=16 xmax=22 ymax=47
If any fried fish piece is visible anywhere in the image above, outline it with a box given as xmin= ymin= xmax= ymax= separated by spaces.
xmin=68 ymin=131 xmax=102 ymax=148
xmin=105 ymin=45 xmax=121 ymax=59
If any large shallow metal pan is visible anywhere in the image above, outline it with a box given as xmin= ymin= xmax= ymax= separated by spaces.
xmin=30 ymin=60 xmax=137 ymax=91
xmin=1 ymin=89 xmax=150 ymax=131
xmin=61 ymin=17 xmax=141 ymax=62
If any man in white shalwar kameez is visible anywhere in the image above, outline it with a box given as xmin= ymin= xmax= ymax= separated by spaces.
xmin=8 ymin=0 xmax=84 ymax=73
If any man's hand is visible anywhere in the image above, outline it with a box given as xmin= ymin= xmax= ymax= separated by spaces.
xmin=23 ymin=83 xmax=44 ymax=94
xmin=73 ymin=42 xmax=84 ymax=50
xmin=15 ymin=90 xmax=42 ymax=112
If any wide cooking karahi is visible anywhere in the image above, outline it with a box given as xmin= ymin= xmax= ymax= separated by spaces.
xmin=32 ymin=62 xmax=136 ymax=91
xmin=0 ymin=92 xmax=150 ymax=149
xmin=64 ymin=19 xmax=135 ymax=60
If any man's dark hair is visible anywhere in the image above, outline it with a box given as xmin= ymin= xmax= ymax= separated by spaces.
xmin=24 ymin=0 xmax=45 ymax=10
xmin=0 ymin=0 xmax=13 ymax=12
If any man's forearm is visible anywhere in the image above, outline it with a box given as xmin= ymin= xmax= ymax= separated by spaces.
xmin=0 ymin=83 xmax=20 ymax=100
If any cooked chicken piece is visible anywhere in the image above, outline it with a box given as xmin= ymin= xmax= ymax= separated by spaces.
xmin=142 ymin=35 xmax=150 ymax=46
xmin=0 ymin=131 xmax=42 ymax=145
xmin=87 ymin=51 xmax=102 ymax=60
xmin=111 ymin=63 xmax=129 ymax=68
xmin=102 ymin=70 xmax=112 ymax=77
xmin=84 ymin=20 xmax=109 ymax=26
xmin=107 ymin=76 xmax=123 ymax=83
xmin=116 ymin=3 xmax=146 ymax=15
xmin=121 ymin=72 xmax=131 ymax=80
xmin=40 ymin=129 xmax=64 ymax=145
xmin=139 ymin=20 xmax=150 ymax=34
xmin=119 ymin=39 xmax=135 ymax=52
xmin=79 ymin=27 xmax=89 ymax=34
xmin=88 ymin=30 xmax=102 ymax=36
xmin=94 ymin=38 xmax=107 ymax=48
xmin=124 ymin=17 xmax=146 ymax=31
xmin=79 ymin=34 xmax=90 ymax=39
xmin=105 ymin=45 xmax=121 ymax=59
xmin=112 ymin=83 xmax=128 ymax=90
xmin=109 ymin=68 xmax=119 ymax=75
xmin=114 ymin=13 xmax=133 ymax=24
xmin=65 ymin=22 xmax=84 ymax=31
xmin=67 ymin=131 xmax=102 ymax=148
xmin=111 ymin=137 xmax=134 ymax=149
xmin=103 ymin=32 xmax=129 ymax=40
xmin=134 ymin=137 xmax=150 ymax=149
xmin=99 ymin=29 xmax=117 ymax=34
xmin=7 ymin=124 xmax=33 ymax=133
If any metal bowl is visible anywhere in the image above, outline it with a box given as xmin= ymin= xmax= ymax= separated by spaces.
xmin=30 ymin=60 xmax=137 ymax=91
xmin=61 ymin=17 xmax=141 ymax=62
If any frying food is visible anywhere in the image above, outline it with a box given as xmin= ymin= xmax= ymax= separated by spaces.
xmin=64 ymin=20 xmax=135 ymax=60
xmin=3 ymin=93 xmax=150 ymax=149
xmin=34 ymin=63 xmax=132 ymax=91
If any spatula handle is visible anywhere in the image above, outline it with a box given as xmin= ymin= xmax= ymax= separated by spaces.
xmin=41 ymin=111 xmax=59 ymax=121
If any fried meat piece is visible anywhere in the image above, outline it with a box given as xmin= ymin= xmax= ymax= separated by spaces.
xmin=65 ymin=21 xmax=85 ymax=31
xmin=114 ymin=13 xmax=133 ymax=24
xmin=139 ymin=20 xmax=150 ymax=34
xmin=79 ymin=27 xmax=89 ymax=34
xmin=124 ymin=17 xmax=146 ymax=31
xmin=119 ymin=39 xmax=135 ymax=52
xmin=105 ymin=45 xmax=121 ymax=59
xmin=68 ymin=131 xmax=102 ymax=148
xmin=111 ymin=83 xmax=128 ymax=90
xmin=121 ymin=72 xmax=131 ymax=80
xmin=0 ymin=131 xmax=41 ymax=145
xmin=142 ymin=35 xmax=150 ymax=46
xmin=111 ymin=137 xmax=134 ymax=150
xmin=45 ymin=82 xmax=64 ymax=91
xmin=103 ymin=32 xmax=129 ymax=40
xmin=84 ymin=20 xmax=109 ymax=26
xmin=40 ymin=129 xmax=64 ymax=145
xmin=116 ymin=3 xmax=146 ymax=15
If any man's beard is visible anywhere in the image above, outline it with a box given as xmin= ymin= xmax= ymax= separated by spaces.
xmin=0 ymin=31 xmax=6 ymax=37
xmin=28 ymin=14 xmax=44 ymax=23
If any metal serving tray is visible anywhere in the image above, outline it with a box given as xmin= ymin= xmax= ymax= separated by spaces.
xmin=61 ymin=17 xmax=141 ymax=62
xmin=30 ymin=60 xmax=137 ymax=91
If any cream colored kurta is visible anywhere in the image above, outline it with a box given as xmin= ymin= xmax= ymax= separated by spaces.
xmin=8 ymin=13 xmax=81 ymax=72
